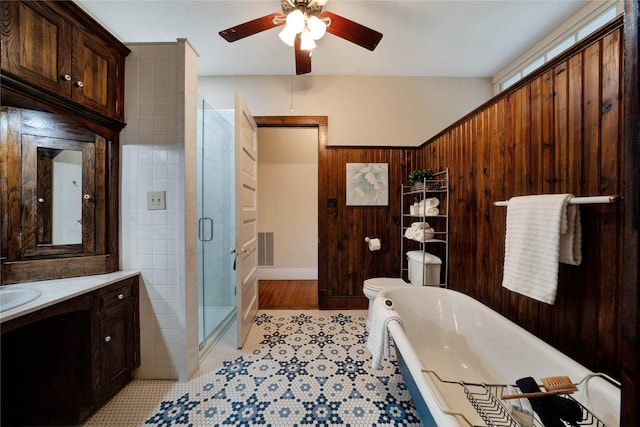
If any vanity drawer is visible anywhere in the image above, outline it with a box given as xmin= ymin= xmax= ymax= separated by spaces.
xmin=97 ymin=279 xmax=135 ymax=317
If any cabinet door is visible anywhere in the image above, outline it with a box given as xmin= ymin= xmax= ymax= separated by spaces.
xmin=100 ymin=307 xmax=135 ymax=398
xmin=71 ymin=29 xmax=120 ymax=118
xmin=1 ymin=1 xmax=72 ymax=98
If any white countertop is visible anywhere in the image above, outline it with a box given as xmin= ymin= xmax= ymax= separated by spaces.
xmin=0 ymin=271 xmax=140 ymax=324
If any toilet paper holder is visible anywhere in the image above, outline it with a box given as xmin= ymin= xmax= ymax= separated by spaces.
xmin=365 ymin=237 xmax=382 ymax=251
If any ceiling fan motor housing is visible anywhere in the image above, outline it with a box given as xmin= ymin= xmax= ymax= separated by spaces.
xmin=281 ymin=0 xmax=324 ymax=17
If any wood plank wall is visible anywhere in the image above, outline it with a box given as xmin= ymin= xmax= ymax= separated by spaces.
xmin=318 ymin=18 xmax=626 ymax=382
xmin=426 ymin=19 xmax=624 ymax=378
xmin=620 ymin=1 xmax=639 ymax=421
xmin=318 ymin=145 xmax=425 ymax=309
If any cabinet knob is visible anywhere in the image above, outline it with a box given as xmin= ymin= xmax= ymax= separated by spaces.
xmin=62 ymin=74 xmax=72 ymax=81
xmin=118 ymin=294 xmax=124 ymax=300
xmin=75 ymin=81 xmax=84 ymax=88
xmin=104 ymin=336 xmax=112 ymax=342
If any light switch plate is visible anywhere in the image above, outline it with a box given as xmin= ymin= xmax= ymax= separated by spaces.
xmin=147 ymin=191 xmax=166 ymax=210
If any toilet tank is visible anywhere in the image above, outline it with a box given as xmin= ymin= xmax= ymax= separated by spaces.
xmin=406 ymin=251 xmax=442 ymax=286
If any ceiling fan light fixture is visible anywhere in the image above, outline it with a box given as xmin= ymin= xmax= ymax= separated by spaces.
xmin=306 ymin=15 xmax=326 ymax=40
xmin=300 ymin=30 xmax=316 ymax=50
xmin=285 ymin=9 xmax=305 ymax=34
xmin=279 ymin=27 xmax=297 ymax=46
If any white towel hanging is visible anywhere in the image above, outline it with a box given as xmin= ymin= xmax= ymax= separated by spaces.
xmin=502 ymin=194 xmax=581 ymax=305
xmin=367 ymin=297 xmax=402 ymax=369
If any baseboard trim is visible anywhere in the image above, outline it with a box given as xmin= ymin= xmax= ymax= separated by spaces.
xmin=258 ymin=268 xmax=318 ymax=280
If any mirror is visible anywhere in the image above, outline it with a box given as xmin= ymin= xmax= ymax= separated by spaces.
xmin=37 ymin=148 xmax=83 ymax=245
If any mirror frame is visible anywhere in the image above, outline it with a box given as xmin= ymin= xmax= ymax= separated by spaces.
xmin=22 ymin=138 xmax=96 ymax=256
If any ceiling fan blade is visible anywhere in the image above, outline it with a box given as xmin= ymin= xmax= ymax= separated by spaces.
xmin=295 ymin=35 xmax=312 ymax=75
xmin=219 ymin=13 xmax=285 ymax=42
xmin=320 ymin=11 xmax=383 ymax=51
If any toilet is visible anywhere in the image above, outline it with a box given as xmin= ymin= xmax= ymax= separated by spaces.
xmin=363 ymin=251 xmax=442 ymax=326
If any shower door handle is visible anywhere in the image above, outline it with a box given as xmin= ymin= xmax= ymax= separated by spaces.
xmin=198 ymin=217 xmax=214 ymax=241
xmin=230 ymin=248 xmax=237 ymax=271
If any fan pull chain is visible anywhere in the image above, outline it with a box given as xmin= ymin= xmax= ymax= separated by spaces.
xmin=289 ymin=74 xmax=295 ymax=112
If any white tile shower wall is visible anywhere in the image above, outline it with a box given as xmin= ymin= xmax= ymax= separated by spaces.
xmin=120 ymin=41 xmax=197 ymax=380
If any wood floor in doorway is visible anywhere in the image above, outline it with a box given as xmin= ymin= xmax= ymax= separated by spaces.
xmin=258 ymin=280 xmax=318 ymax=309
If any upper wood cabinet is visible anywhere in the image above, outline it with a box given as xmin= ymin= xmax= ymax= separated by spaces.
xmin=1 ymin=0 xmax=129 ymax=124
xmin=0 ymin=0 xmax=126 ymax=285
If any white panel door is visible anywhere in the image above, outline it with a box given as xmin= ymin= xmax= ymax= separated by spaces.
xmin=235 ymin=92 xmax=259 ymax=348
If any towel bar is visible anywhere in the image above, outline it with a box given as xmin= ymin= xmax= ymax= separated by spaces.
xmin=493 ymin=194 xmax=623 ymax=207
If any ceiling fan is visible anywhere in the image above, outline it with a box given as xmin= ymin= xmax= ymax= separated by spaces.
xmin=219 ymin=0 xmax=383 ymax=75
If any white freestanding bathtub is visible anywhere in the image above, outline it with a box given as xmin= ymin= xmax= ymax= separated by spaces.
xmin=378 ymin=286 xmax=620 ymax=426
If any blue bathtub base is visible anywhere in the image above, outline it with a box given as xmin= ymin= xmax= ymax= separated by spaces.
xmin=396 ymin=348 xmax=438 ymax=426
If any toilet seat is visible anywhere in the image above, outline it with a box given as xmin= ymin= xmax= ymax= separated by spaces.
xmin=363 ymin=277 xmax=407 ymax=292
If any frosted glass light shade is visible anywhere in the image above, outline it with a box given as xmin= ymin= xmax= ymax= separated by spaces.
xmin=286 ymin=9 xmax=305 ymax=34
xmin=307 ymin=16 xmax=326 ymax=40
xmin=279 ymin=27 xmax=297 ymax=46
xmin=300 ymin=31 xmax=316 ymax=50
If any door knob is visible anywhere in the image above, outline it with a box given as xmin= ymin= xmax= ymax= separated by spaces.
xmin=74 ymin=81 xmax=84 ymax=88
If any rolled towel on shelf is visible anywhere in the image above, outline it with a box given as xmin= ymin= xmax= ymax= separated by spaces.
xmin=404 ymin=228 xmax=416 ymax=239
xmin=424 ymin=228 xmax=435 ymax=240
xmin=425 ymin=207 xmax=440 ymax=216
xmin=410 ymin=222 xmax=430 ymax=230
xmin=422 ymin=197 xmax=439 ymax=208
xmin=411 ymin=227 xmax=435 ymax=242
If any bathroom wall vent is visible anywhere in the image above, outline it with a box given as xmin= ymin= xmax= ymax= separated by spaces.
xmin=258 ymin=232 xmax=275 ymax=266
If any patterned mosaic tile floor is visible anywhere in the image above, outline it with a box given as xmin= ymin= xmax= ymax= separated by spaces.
xmin=83 ymin=310 xmax=422 ymax=426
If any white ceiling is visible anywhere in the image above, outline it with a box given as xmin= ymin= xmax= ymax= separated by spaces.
xmin=75 ymin=0 xmax=589 ymax=78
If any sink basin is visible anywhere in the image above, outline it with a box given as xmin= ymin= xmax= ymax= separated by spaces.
xmin=0 ymin=287 xmax=42 ymax=312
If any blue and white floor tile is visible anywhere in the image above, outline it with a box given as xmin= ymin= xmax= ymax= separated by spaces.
xmin=83 ymin=310 xmax=421 ymax=426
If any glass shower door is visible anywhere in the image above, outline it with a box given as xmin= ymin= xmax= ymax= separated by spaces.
xmin=197 ymin=96 xmax=236 ymax=348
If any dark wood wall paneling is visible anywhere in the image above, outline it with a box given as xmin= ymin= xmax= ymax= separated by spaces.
xmin=620 ymin=1 xmax=640 ymax=422
xmin=318 ymin=17 xmax=633 ymax=395
xmin=319 ymin=146 xmax=425 ymax=308
xmin=426 ymin=21 xmax=625 ymax=379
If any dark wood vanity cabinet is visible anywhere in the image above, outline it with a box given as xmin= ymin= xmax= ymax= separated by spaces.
xmin=1 ymin=0 xmax=128 ymax=122
xmin=97 ymin=279 xmax=140 ymax=398
xmin=0 ymin=276 xmax=140 ymax=426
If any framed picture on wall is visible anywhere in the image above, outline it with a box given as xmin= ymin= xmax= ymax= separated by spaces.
xmin=346 ymin=163 xmax=389 ymax=206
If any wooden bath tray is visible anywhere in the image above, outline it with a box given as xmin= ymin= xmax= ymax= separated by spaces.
xmin=422 ymin=370 xmax=616 ymax=427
